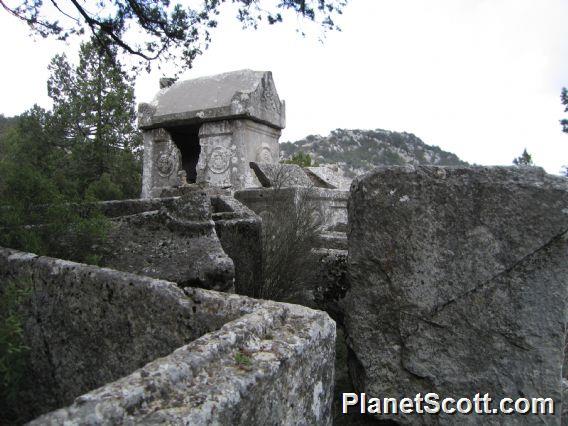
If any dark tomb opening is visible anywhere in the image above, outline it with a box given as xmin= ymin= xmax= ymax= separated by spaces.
xmin=168 ymin=124 xmax=201 ymax=183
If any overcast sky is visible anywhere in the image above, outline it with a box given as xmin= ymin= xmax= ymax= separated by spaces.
xmin=1 ymin=0 xmax=568 ymax=174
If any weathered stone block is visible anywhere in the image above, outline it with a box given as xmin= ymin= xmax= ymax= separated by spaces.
xmin=141 ymin=127 xmax=183 ymax=198
xmin=100 ymin=192 xmax=235 ymax=291
xmin=26 ymin=194 xmax=261 ymax=296
xmin=0 ymin=247 xmax=336 ymax=424
xmin=197 ymin=120 xmax=281 ymax=190
xmin=345 ymin=166 xmax=568 ymax=424
xmin=211 ymin=195 xmax=264 ymax=297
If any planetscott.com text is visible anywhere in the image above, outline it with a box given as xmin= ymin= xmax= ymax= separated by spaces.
xmin=342 ymin=392 xmax=555 ymax=416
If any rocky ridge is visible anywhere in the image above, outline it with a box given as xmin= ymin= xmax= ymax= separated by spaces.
xmin=280 ymin=128 xmax=468 ymax=177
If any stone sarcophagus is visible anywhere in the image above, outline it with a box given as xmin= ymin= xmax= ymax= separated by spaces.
xmin=138 ymin=70 xmax=286 ymax=197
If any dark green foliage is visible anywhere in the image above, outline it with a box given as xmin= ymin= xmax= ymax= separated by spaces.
xmin=0 ymin=155 xmax=111 ymax=264
xmin=0 ymin=115 xmax=17 ymax=143
xmin=281 ymin=151 xmax=318 ymax=167
xmin=513 ymin=148 xmax=534 ymax=166
xmin=47 ymin=39 xmax=142 ymax=199
xmin=0 ymin=106 xmax=112 ymax=263
xmin=280 ymin=128 xmax=468 ymax=178
xmin=234 ymin=349 xmax=253 ymax=370
xmin=0 ymin=279 xmax=31 ymax=425
xmin=85 ymin=173 xmax=124 ymax=201
xmin=0 ymin=38 xmax=139 ymax=262
xmin=3 ymin=0 xmax=348 ymax=74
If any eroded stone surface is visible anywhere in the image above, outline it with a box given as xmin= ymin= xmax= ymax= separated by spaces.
xmin=344 ymin=166 xmax=568 ymax=424
xmin=0 ymin=248 xmax=244 ymax=422
xmin=195 ymin=120 xmax=281 ymax=191
xmin=211 ymin=195 xmax=263 ymax=297
xmin=141 ymin=127 xmax=183 ymax=198
xmin=19 ymin=193 xmax=262 ymax=297
xmin=0 ymin=247 xmax=336 ymax=425
xmin=101 ymin=192 xmax=235 ymax=291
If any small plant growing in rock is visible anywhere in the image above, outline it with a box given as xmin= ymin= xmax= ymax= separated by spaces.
xmin=234 ymin=349 xmax=253 ymax=371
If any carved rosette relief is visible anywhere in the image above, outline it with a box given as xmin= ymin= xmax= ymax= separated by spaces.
xmin=208 ymin=146 xmax=231 ymax=174
xmin=157 ymin=146 xmax=180 ymax=177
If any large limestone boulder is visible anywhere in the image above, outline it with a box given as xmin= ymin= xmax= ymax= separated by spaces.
xmin=344 ymin=166 xmax=568 ymax=424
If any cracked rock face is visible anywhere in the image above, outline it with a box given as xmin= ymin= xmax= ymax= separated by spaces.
xmin=344 ymin=166 xmax=568 ymax=424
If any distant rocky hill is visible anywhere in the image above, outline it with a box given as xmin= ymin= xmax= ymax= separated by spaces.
xmin=280 ymin=128 xmax=468 ymax=178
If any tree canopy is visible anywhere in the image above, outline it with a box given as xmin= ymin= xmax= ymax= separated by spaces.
xmin=0 ymin=37 xmax=141 ymax=264
xmin=1 ymin=0 xmax=348 ymax=73
xmin=47 ymin=39 xmax=142 ymax=199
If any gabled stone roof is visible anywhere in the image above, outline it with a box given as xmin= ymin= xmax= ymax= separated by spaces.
xmin=138 ymin=69 xmax=285 ymax=130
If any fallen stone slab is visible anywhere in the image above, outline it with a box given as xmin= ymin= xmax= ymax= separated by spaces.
xmin=344 ymin=165 xmax=568 ymax=424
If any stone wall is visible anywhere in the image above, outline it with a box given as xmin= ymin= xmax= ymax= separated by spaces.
xmin=344 ymin=165 xmax=568 ymax=424
xmin=0 ymin=247 xmax=335 ymax=424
